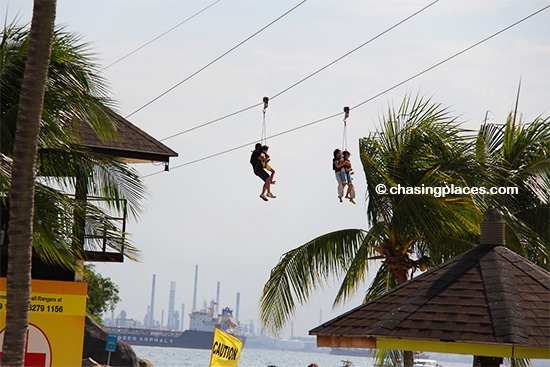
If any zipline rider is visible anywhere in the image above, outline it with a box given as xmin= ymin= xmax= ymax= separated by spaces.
xmin=250 ymin=143 xmax=275 ymax=201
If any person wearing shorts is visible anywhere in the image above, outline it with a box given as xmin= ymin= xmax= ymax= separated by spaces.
xmin=261 ymin=145 xmax=276 ymax=185
xmin=333 ymin=149 xmax=345 ymax=202
xmin=341 ymin=150 xmax=356 ymax=204
xmin=251 ymin=143 xmax=275 ymax=201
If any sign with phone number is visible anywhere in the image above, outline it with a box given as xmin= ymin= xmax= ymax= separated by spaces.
xmin=0 ymin=278 xmax=87 ymax=367
xmin=0 ymin=293 xmax=85 ymax=316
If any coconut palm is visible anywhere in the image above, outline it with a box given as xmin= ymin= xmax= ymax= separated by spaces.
xmin=1 ymin=23 xmax=146 ymax=267
xmin=1 ymin=17 xmax=148 ymax=364
xmin=260 ymin=95 xmax=482 ymax=366
xmin=2 ymin=1 xmax=57 ymax=364
xmin=475 ymin=112 xmax=550 ymax=268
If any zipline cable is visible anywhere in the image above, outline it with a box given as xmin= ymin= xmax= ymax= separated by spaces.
xmin=143 ymin=4 xmax=549 ymax=178
xmin=126 ymin=0 xmax=308 ymax=119
xmin=160 ymin=0 xmax=440 ymax=142
xmin=102 ymin=0 xmax=223 ymax=71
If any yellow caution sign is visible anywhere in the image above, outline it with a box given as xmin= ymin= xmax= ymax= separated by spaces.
xmin=209 ymin=327 xmax=243 ymax=367
xmin=0 ymin=278 xmax=87 ymax=367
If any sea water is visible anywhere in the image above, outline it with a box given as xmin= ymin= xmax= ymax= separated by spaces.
xmin=133 ymin=346 xmax=372 ymax=367
xmin=132 ymin=346 xmax=475 ymax=367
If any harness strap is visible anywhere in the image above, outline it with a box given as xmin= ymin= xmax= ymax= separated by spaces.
xmin=261 ymin=96 xmax=269 ymax=145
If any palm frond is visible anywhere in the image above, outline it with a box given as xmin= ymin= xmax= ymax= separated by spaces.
xmin=364 ymin=263 xmax=398 ymax=302
xmin=260 ymin=229 xmax=364 ymax=336
xmin=37 ymin=147 xmax=147 ymax=219
xmin=372 ymin=348 xmax=403 ymax=367
xmin=333 ymin=225 xmax=383 ymax=306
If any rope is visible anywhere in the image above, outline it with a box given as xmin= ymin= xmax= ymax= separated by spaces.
xmin=342 ymin=106 xmax=350 ymax=151
xmin=261 ymin=97 xmax=269 ymax=145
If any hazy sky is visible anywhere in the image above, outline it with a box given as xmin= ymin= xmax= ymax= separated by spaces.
xmin=5 ymin=0 xmax=549 ymax=338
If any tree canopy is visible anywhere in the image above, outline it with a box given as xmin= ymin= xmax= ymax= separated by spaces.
xmin=1 ymin=22 xmax=148 ymax=268
xmin=84 ymin=265 xmax=121 ymax=321
xmin=260 ymin=94 xmax=549 ymax=337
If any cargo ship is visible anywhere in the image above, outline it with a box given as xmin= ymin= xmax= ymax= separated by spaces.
xmin=106 ymin=303 xmax=245 ymax=349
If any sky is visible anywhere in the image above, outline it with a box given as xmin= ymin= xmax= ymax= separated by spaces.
xmin=4 ymin=0 xmax=549 ymax=338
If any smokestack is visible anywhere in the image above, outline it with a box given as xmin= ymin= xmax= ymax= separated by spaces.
xmin=181 ymin=303 xmax=185 ymax=330
xmin=235 ymin=292 xmax=240 ymax=321
xmin=144 ymin=305 xmax=150 ymax=326
xmin=480 ymin=208 xmax=505 ymax=246
xmin=216 ymin=281 xmax=220 ymax=314
xmin=167 ymin=281 xmax=176 ymax=330
xmin=192 ymin=265 xmax=198 ymax=311
xmin=149 ymin=274 xmax=156 ymax=327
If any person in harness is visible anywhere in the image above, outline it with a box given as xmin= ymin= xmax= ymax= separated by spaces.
xmin=260 ymin=145 xmax=276 ymax=185
xmin=341 ymin=150 xmax=356 ymax=204
xmin=250 ymin=143 xmax=276 ymax=201
xmin=333 ymin=149 xmax=345 ymax=202
xmin=333 ymin=149 xmax=356 ymax=204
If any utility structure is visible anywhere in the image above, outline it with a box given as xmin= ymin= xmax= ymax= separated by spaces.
xmin=235 ymin=292 xmax=241 ymax=321
xmin=146 ymin=274 xmax=156 ymax=328
xmin=167 ymin=281 xmax=176 ymax=330
xmin=192 ymin=265 xmax=199 ymax=311
xmin=216 ymin=281 xmax=220 ymax=314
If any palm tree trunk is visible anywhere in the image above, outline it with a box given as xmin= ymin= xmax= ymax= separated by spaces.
xmin=403 ymin=351 xmax=414 ymax=367
xmin=1 ymin=0 xmax=57 ymax=365
xmin=395 ymin=266 xmax=414 ymax=367
xmin=73 ymin=173 xmax=88 ymax=281
xmin=473 ymin=356 xmax=503 ymax=367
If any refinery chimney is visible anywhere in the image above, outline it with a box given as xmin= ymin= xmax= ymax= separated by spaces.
xmin=148 ymin=274 xmax=156 ymax=327
xmin=167 ymin=281 xmax=176 ymax=330
xmin=216 ymin=281 xmax=220 ymax=314
xmin=192 ymin=265 xmax=198 ymax=311
xmin=181 ymin=303 xmax=185 ymax=330
xmin=235 ymin=292 xmax=240 ymax=321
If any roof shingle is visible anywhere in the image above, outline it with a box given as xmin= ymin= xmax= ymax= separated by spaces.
xmin=77 ymin=112 xmax=178 ymax=163
xmin=310 ymin=244 xmax=550 ymax=350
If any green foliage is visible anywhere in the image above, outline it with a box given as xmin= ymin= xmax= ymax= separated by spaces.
xmin=1 ymin=22 xmax=147 ymax=265
xmin=475 ymin=113 xmax=550 ymax=268
xmin=83 ymin=265 xmax=120 ymax=319
xmin=260 ymin=229 xmax=366 ymax=333
xmin=260 ymin=93 xmax=549 ymax=341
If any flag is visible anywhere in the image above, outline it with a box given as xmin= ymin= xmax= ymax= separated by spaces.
xmin=209 ymin=328 xmax=243 ymax=367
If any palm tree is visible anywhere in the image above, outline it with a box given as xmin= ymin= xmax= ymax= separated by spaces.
xmin=2 ymin=1 xmax=57 ymax=365
xmin=475 ymin=112 xmax=549 ymax=268
xmin=260 ymin=95 xmax=482 ymax=367
xmin=0 ymin=16 xmax=148 ymax=365
xmin=1 ymin=23 xmax=146 ymax=268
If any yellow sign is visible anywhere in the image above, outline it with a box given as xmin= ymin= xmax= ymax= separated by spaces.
xmin=209 ymin=328 xmax=243 ymax=367
xmin=0 ymin=278 xmax=87 ymax=367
